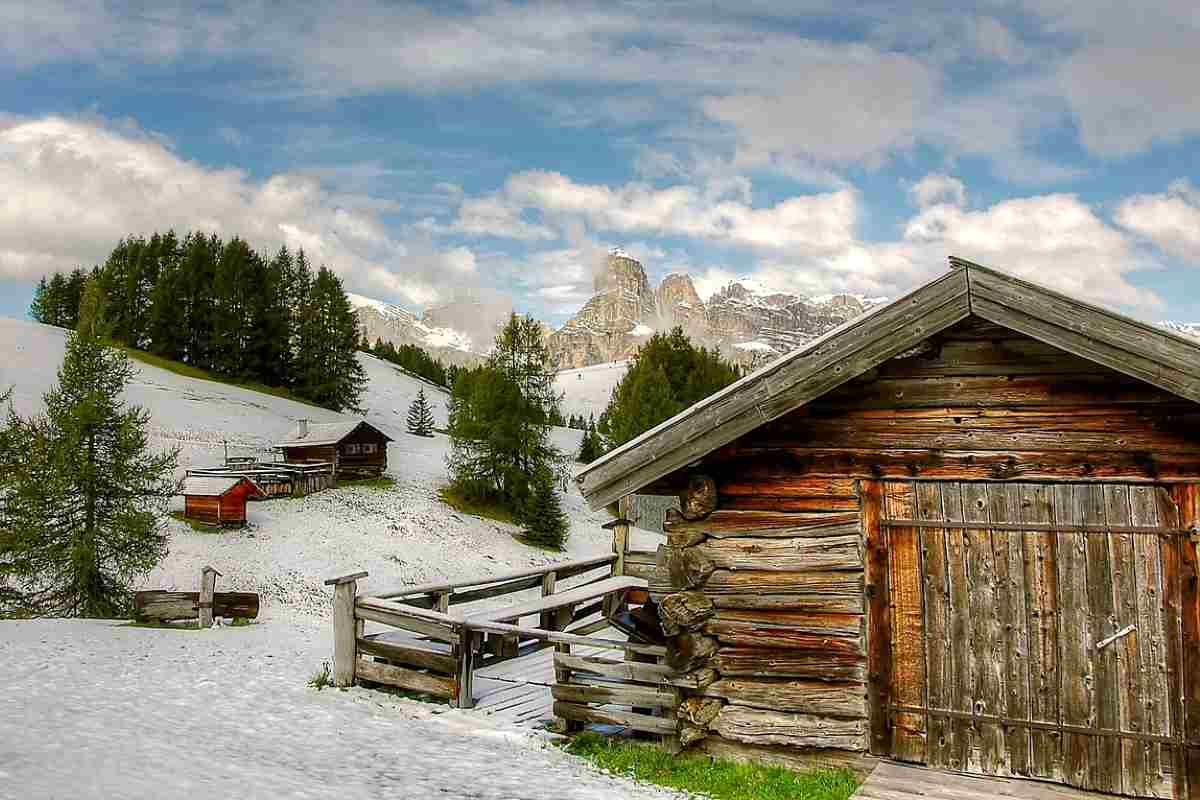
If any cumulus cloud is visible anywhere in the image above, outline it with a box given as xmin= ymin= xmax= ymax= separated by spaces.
xmin=909 ymin=174 xmax=966 ymax=208
xmin=1116 ymin=180 xmax=1200 ymax=263
xmin=0 ymin=114 xmax=473 ymax=306
xmin=459 ymin=170 xmax=857 ymax=255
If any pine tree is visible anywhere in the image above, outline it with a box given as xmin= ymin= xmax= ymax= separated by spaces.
xmin=577 ymin=416 xmax=603 ymax=463
xmin=0 ymin=279 xmax=178 ymax=618
xmin=293 ymin=267 xmax=366 ymax=411
xmin=521 ymin=470 xmax=568 ymax=550
xmin=30 ymin=277 xmax=50 ymax=323
xmin=406 ymin=388 xmax=436 ymax=437
xmin=598 ymin=327 xmax=739 ymax=452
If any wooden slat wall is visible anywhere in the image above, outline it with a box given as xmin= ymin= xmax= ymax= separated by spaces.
xmin=652 ymin=316 xmax=1200 ymax=793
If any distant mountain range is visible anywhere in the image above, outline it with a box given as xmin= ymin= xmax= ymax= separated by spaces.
xmin=351 ymin=257 xmax=1200 ymax=373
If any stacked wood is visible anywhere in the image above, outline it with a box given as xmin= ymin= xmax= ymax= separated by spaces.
xmin=658 ymin=591 xmax=714 ymax=635
xmin=713 ymin=706 xmax=866 ymax=750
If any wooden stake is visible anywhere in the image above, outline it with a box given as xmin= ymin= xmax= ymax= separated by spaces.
xmin=326 ymin=571 xmax=366 ymax=687
xmin=198 ymin=565 xmax=220 ymax=629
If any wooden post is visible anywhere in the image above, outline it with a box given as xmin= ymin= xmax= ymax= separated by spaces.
xmin=198 ymin=566 xmax=220 ymax=629
xmin=455 ymin=627 xmax=477 ymax=709
xmin=325 ymin=571 xmax=367 ymax=688
xmin=436 ymin=591 xmax=451 ymax=614
xmin=540 ymin=570 xmax=557 ymax=630
xmin=602 ymin=514 xmax=632 ymax=617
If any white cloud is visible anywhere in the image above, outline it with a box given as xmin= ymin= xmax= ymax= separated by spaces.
xmin=0 ymin=114 xmax=472 ymax=307
xmin=1116 ymin=180 xmax=1200 ymax=263
xmin=463 ymin=170 xmax=857 ymax=255
xmin=910 ymin=174 xmax=966 ymax=208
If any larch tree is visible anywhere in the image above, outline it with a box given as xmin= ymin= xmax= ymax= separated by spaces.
xmin=406 ymin=388 xmax=436 ymax=437
xmin=0 ymin=279 xmax=179 ymax=618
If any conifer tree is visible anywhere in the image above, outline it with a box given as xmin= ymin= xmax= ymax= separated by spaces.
xmin=0 ymin=279 xmax=178 ymax=618
xmin=521 ymin=470 xmax=568 ymax=550
xmin=577 ymin=416 xmax=603 ymax=463
xmin=598 ymin=327 xmax=739 ymax=452
xmin=406 ymin=388 xmax=436 ymax=437
xmin=293 ymin=267 xmax=366 ymax=411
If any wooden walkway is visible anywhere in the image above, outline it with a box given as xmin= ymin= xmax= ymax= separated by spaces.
xmin=468 ymin=639 xmax=611 ymax=728
xmin=854 ymin=763 xmax=1124 ymax=800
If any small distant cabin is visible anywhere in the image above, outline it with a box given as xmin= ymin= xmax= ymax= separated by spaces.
xmin=181 ymin=476 xmax=261 ymax=526
xmin=577 ymin=257 xmax=1200 ymax=797
xmin=275 ymin=419 xmax=392 ymax=479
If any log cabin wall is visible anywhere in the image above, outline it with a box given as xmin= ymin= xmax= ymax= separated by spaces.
xmin=335 ymin=425 xmax=389 ymax=478
xmin=652 ymin=316 xmax=1200 ymax=778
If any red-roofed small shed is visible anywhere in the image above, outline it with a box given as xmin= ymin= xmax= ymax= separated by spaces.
xmin=182 ymin=476 xmax=261 ymax=526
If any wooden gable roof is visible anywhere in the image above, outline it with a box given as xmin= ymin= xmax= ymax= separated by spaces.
xmin=576 ymin=257 xmax=1200 ymax=509
xmin=275 ymin=419 xmax=393 ymax=449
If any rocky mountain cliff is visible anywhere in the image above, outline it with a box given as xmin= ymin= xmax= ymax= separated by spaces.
xmin=547 ymin=250 xmax=878 ymax=369
xmin=350 ymin=294 xmax=484 ymax=367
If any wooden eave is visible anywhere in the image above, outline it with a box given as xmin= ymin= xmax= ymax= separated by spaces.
xmin=576 ymin=257 xmax=1200 ymax=510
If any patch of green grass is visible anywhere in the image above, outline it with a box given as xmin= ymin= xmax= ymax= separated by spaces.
xmin=308 ymin=660 xmax=332 ymax=690
xmin=125 ymin=619 xmax=202 ymax=631
xmin=437 ymin=484 xmax=518 ymax=526
xmin=336 ymin=476 xmax=396 ymax=490
xmin=563 ymin=732 xmax=860 ymax=800
xmin=228 ymin=616 xmax=255 ymax=627
xmin=120 ymin=346 xmax=325 ymax=410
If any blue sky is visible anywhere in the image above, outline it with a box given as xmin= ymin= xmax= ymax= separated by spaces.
xmin=1 ymin=1 xmax=1199 ymax=326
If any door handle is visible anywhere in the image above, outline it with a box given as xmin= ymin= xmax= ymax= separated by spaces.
xmin=1095 ymin=624 xmax=1136 ymax=651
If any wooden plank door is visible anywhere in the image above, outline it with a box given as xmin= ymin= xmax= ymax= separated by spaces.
xmin=869 ymin=480 xmax=1200 ymax=798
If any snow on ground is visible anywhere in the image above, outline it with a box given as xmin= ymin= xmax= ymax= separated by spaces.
xmin=0 ymin=619 xmax=685 ymax=800
xmin=0 ymin=318 xmax=680 ymax=799
xmin=555 ymin=359 xmax=630 ymax=420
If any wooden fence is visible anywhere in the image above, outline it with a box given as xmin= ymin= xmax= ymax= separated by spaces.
xmin=326 ymin=554 xmax=637 ymax=708
xmin=135 ymin=566 xmax=260 ymax=627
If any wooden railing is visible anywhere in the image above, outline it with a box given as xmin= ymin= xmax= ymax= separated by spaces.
xmin=326 ymin=554 xmax=628 ymax=709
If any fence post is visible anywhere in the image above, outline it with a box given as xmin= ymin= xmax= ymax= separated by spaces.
xmin=198 ymin=566 xmax=220 ymax=629
xmin=325 ymin=571 xmax=368 ymax=687
xmin=540 ymin=570 xmax=557 ymax=630
xmin=602 ymin=513 xmax=632 ymax=617
xmin=455 ymin=627 xmax=477 ymax=709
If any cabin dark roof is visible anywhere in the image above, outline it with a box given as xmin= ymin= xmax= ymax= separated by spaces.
xmin=275 ymin=419 xmax=393 ymax=449
xmin=576 ymin=256 xmax=1200 ymax=509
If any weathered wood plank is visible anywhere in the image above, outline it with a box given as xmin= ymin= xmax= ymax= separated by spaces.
xmin=665 ymin=510 xmax=861 ymax=539
xmin=706 ymin=678 xmax=866 ymax=718
xmin=355 ymin=657 xmax=456 ymax=699
xmin=1103 ymin=484 xmax=1144 ymax=795
xmin=961 ymin=482 xmax=1004 ymax=775
xmin=553 ymin=701 xmax=678 ymax=735
xmin=551 ymin=683 xmax=679 ymax=709
xmin=990 ymin=484 xmax=1030 ymax=778
xmin=1055 ymin=484 xmax=1094 ymax=791
xmin=332 ymin=580 xmax=358 ymax=687
xmin=697 ymin=534 xmax=863 ymax=572
xmin=816 ymin=373 xmax=1178 ymax=410
xmin=1171 ymin=483 xmax=1200 ymax=798
xmin=357 ymin=636 xmax=456 ymax=674
xmin=703 ymin=620 xmax=863 ymax=654
xmin=1158 ymin=487 xmax=1189 ymax=800
xmin=863 ymin=479 xmax=892 ymax=758
xmin=697 ymin=736 xmax=878 ymax=779
xmin=718 ymin=495 xmax=861 ymax=512
xmin=1080 ymin=484 xmax=1121 ymax=793
xmin=716 ymin=475 xmax=859 ymax=498
xmin=712 ymin=647 xmax=865 ymax=680
xmin=1019 ymin=483 xmax=1061 ymax=783
xmin=553 ymin=652 xmax=698 ymax=688
xmin=713 ymin=705 xmax=866 ymax=750
xmin=710 ymin=594 xmax=864 ymax=614
xmin=916 ymin=481 xmax=951 ymax=771
xmin=1128 ymin=485 xmax=1170 ymax=798
xmin=715 ymin=445 xmax=1200 ymax=483
xmin=886 ymin=482 xmax=927 ymax=764
xmin=941 ymin=482 xmax=973 ymax=773
xmin=701 ymin=569 xmax=862 ymax=597
xmin=710 ymin=609 xmax=862 ymax=636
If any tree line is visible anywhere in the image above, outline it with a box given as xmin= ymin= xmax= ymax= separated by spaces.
xmin=31 ymin=231 xmax=366 ymax=412
xmin=367 ymin=338 xmax=458 ymax=389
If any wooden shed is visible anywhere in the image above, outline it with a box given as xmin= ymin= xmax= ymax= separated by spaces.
xmin=181 ymin=476 xmax=261 ymax=526
xmin=577 ymin=258 xmax=1200 ymax=797
xmin=275 ymin=419 xmax=392 ymax=479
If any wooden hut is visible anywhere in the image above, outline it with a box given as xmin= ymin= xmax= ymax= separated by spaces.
xmin=181 ymin=476 xmax=261 ymax=526
xmin=576 ymin=257 xmax=1200 ymax=797
xmin=275 ymin=419 xmax=392 ymax=479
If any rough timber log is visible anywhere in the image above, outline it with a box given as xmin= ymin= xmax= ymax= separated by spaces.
xmin=680 ymin=696 xmax=724 ymax=727
xmin=697 ymin=737 xmax=878 ymax=779
xmin=709 ymin=609 xmax=862 ymax=636
xmin=710 ymin=594 xmax=863 ymax=613
xmin=679 ymin=474 xmax=718 ymax=520
xmin=657 ymin=544 xmax=716 ymax=589
xmin=660 ymin=591 xmax=715 ymax=627
xmin=704 ymin=622 xmax=863 ymax=654
xmin=706 ymin=678 xmax=866 ymax=718
xmin=712 ymin=647 xmax=865 ymax=680
xmin=698 ymin=534 xmax=863 ymax=572
xmin=702 ymin=569 xmax=862 ymax=597
xmin=668 ymin=632 xmax=718 ymax=673
xmin=664 ymin=510 xmax=860 ymax=540
xmin=713 ymin=705 xmax=866 ymax=750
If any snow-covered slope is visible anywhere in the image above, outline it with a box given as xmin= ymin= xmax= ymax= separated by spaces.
xmin=0 ymin=317 xmax=614 ymax=620
xmin=0 ymin=317 xmax=450 ymax=470
xmin=555 ymin=360 xmax=630 ymax=420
